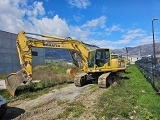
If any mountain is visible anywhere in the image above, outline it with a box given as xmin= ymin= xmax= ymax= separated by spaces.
xmin=112 ymin=42 xmax=160 ymax=56
xmin=45 ymin=49 xmax=71 ymax=61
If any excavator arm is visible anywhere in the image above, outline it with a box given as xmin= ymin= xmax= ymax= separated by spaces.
xmin=5 ymin=31 xmax=89 ymax=96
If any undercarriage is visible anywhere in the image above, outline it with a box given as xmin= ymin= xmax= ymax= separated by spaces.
xmin=74 ymin=71 xmax=122 ymax=88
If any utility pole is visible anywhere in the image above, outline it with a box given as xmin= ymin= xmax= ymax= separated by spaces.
xmin=152 ymin=18 xmax=158 ymax=67
xmin=152 ymin=18 xmax=158 ymax=85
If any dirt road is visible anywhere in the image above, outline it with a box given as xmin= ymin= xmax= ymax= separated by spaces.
xmin=2 ymin=83 xmax=117 ymax=120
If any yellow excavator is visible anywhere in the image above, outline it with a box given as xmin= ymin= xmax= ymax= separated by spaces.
xmin=5 ymin=31 xmax=128 ymax=96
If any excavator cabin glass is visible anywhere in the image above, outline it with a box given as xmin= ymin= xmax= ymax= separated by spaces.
xmin=88 ymin=49 xmax=110 ymax=68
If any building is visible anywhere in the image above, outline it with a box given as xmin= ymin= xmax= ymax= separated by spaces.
xmin=0 ymin=30 xmax=45 ymax=74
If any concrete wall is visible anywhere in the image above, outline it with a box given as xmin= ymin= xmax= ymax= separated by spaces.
xmin=32 ymin=47 xmax=45 ymax=66
xmin=0 ymin=30 xmax=45 ymax=74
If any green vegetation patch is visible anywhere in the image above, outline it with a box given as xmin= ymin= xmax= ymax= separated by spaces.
xmin=96 ymin=65 xmax=160 ymax=120
xmin=88 ymin=84 xmax=99 ymax=92
xmin=54 ymin=101 xmax=85 ymax=120
xmin=57 ymin=100 xmax=69 ymax=106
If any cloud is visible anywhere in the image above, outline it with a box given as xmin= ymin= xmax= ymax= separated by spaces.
xmin=73 ymin=15 xmax=84 ymax=22
xmin=69 ymin=25 xmax=90 ymax=41
xmin=87 ymin=39 xmax=115 ymax=48
xmin=82 ymin=16 xmax=106 ymax=28
xmin=112 ymin=28 xmax=151 ymax=48
xmin=105 ymin=25 xmax=124 ymax=35
xmin=69 ymin=19 xmax=153 ymax=49
xmin=85 ymin=28 xmax=153 ymax=49
xmin=0 ymin=0 xmax=70 ymax=36
xmin=120 ymin=29 xmax=146 ymax=44
xmin=67 ymin=0 xmax=91 ymax=9
xmin=26 ymin=1 xmax=45 ymax=17
xmin=134 ymin=36 xmax=153 ymax=46
xmin=31 ymin=15 xmax=70 ymax=36
xmin=67 ymin=16 xmax=107 ymax=42
xmin=48 ymin=11 xmax=54 ymax=16
xmin=0 ymin=0 xmax=26 ymax=32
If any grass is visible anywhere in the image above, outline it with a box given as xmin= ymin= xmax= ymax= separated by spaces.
xmin=0 ymin=63 xmax=73 ymax=100
xmin=96 ymin=65 xmax=160 ymax=120
xmin=53 ymin=101 xmax=85 ymax=120
xmin=57 ymin=100 xmax=69 ymax=106
xmin=32 ymin=63 xmax=72 ymax=80
xmin=0 ymin=73 xmax=7 ymax=79
xmin=88 ymin=84 xmax=99 ymax=92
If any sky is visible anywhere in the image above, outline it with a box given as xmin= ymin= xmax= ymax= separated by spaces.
xmin=0 ymin=0 xmax=160 ymax=49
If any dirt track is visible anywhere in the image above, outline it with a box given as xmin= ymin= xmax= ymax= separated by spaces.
xmin=2 ymin=83 xmax=117 ymax=120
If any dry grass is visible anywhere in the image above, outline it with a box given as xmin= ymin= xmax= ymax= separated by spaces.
xmin=0 ymin=63 xmax=74 ymax=99
xmin=0 ymin=73 xmax=7 ymax=80
xmin=32 ymin=63 xmax=74 ymax=85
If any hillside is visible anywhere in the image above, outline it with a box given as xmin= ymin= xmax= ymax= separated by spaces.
xmin=45 ymin=49 xmax=72 ymax=61
xmin=113 ymin=42 xmax=160 ymax=56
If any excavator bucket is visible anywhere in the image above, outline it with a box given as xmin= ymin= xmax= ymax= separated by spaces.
xmin=5 ymin=70 xmax=27 ymax=96
xmin=66 ymin=67 xmax=78 ymax=78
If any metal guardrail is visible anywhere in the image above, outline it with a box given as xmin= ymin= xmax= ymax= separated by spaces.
xmin=135 ymin=58 xmax=160 ymax=93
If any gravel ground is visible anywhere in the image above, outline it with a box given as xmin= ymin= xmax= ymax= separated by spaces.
xmin=2 ymin=84 xmax=94 ymax=119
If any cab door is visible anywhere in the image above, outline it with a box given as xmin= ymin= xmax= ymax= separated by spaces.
xmin=95 ymin=49 xmax=110 ymax=67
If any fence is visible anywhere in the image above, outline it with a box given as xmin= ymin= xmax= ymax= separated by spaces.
xmin=135 ymin=57 xmax=160 ymax=93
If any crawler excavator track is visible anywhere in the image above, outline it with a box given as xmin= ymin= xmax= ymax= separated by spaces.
xmin=98 ymin=72 xmax=111 ymax=88
xmin=98 ymin=72 xmax=119 ymax=88
xmin=74 ymin=73 xmax=87 ymax=87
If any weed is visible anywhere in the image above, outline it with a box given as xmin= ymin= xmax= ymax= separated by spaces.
xmin=88 ymin=84 xmax=99 ymax=92
xmin=0 ymin=74 xmax=7 ymax=79
xmin=0 ymin=89 xmax=10 ymax=99
xmin=54 ymin=101 xmax=85 ymax=119
xmin=57 ymin=100 xmax=69 ymax=106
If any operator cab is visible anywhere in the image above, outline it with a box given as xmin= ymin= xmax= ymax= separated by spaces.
xmin=88 ymin=48 xmax=111 ymax=68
